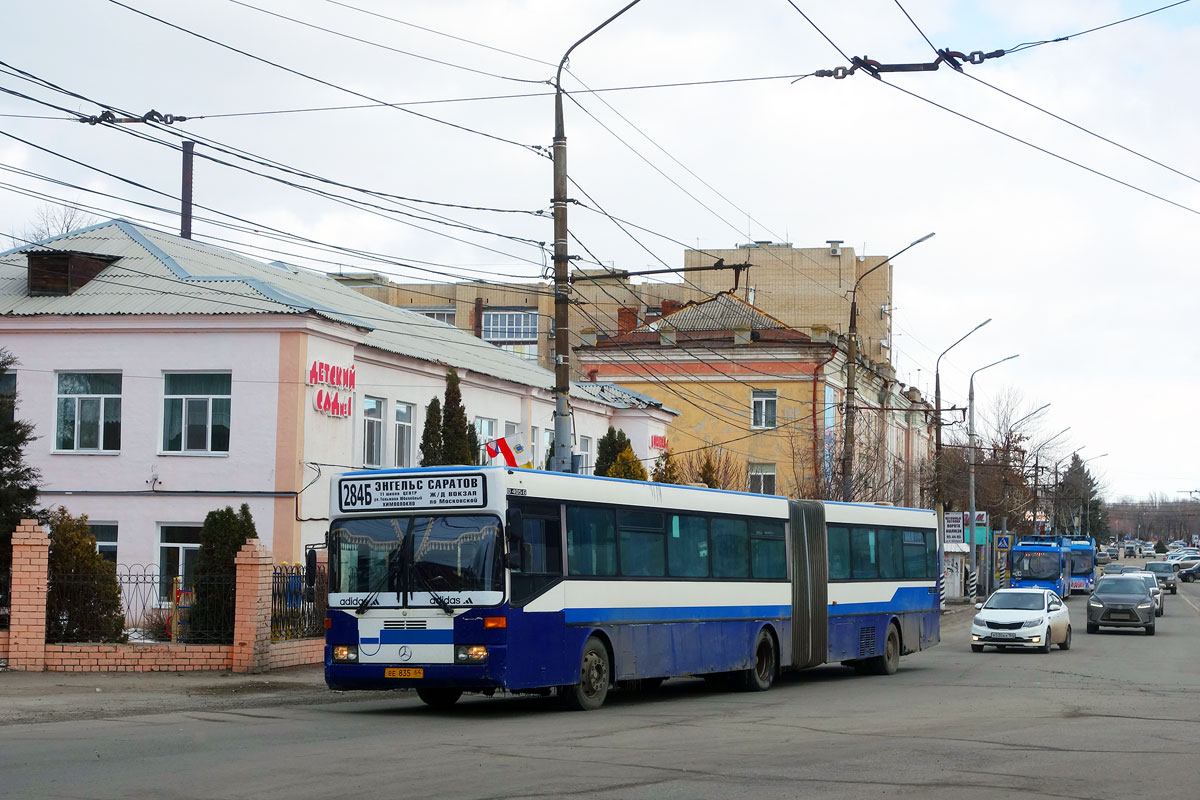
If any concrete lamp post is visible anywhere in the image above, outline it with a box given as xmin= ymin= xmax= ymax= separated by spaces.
xmin=968 ymin=353 xmax=1019 ymax=600
xmin=840 ymin=232 xmax=935 ymax=502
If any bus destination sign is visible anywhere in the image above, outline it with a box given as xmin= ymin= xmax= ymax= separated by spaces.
xmin=338 ymin=473 xmax=487 ymax=513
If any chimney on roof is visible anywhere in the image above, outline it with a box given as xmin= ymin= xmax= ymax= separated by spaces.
xmin=26 ymin=251 xmax=118 ymax=297
xmin=617 ymin=307 xmax=638 ymax=334
xmin=661 ymin=299 xmax=682 ymax=317
xmin=659 ymin=327 xmax=677 ymax=347
xmin=733 ymin=326 xmax=752 ymax=346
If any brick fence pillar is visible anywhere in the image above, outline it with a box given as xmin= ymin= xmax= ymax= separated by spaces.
xmin=9 ymin=519 xmax=49 ymax=671
xmin=232 ymin=539 xmax=273 ymax=674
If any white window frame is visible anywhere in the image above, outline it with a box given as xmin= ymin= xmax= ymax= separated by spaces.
xmin=751 ymin=390 xmax=777 ymax=429
xmin=748 ymin=463 xmax=777 ymax=495
xmin=579 ymin=435 xmax=592 ymax=475
xmin=158 ymin=524 xmax=202 ymax=600
xmin=414 ymin=307 xmax=455 ymax=326
xmin=161 ymin=373 xmax=231 ymax=455
xmin=55 ymin=372 xmax=122 ymax=453
xmin=481 ymin=310 xmax=538 ymax=342
xmin=363 ymin=395 xmax=385 ymax=468
xmin=89 ymin=522 xmax=118 ymax=563
xmin=475 ymin=417 xmax=497 ymax=464
xmin=394 ymin=402 xmax=413 ymax=468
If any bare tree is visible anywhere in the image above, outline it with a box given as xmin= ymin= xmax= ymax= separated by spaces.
xmin=10 ymin=203 xmax=97 ymax=248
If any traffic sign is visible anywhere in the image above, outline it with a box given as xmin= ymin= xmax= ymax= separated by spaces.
xmin=996 ymin=535 xmax=1011 ymax=551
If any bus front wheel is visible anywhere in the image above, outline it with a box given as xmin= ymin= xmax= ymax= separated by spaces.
xmin=870 ymin=624 xmax=900 ymax=675
xmin=742 ymin=629 xmax=776 ymax=691
xmin=561 ymin=636 xmax=610 ymax=711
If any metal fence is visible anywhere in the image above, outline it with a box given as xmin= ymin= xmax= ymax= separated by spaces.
xmin=45 ymin=567 xmax=237 ymax=644
xmin=271 ymin=563 xmax=327 ymax=641
xmin=0 ymin=569 xmax=9 ymax=631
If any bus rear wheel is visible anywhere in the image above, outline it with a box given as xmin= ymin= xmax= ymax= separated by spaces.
xmin=869 ymin=624 xmax=900 ymax=675
xmin=741 ymin=629 xmax=776 ymax=691
xmin=561 ymin=636 xmax=610 ymax=711
xmin=416 ymin=688 xmax=462 ymax=708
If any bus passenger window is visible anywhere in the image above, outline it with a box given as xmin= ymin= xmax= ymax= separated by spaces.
xmin=851 ymin=527 xmax=878 ymax=580
xmin=750 ymin=520 xmax=785 ymax=579
xmin=827 ymin=526 xmax=850 ymax=581
xmin=712 ymin=518 xmax=750 ymax=579
xmin=668 ymin=515 xmax=709 ymax=577
xmin=877 ymin=528 xmax=904 ymax=580
xmin=566 ymin=506 xmax=616 ymax=576
xmin=510 ymin=502 xmax=562 ymax=606
xmin=902 ymin=530 xmax=927 ymax=578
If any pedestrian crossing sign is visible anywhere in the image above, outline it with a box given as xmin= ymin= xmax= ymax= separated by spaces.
xmin=996 ymin=535 xmax=1011 ymax=551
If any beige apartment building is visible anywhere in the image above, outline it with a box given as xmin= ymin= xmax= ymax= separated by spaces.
xmin=336 ymin=240 xmax=894 ymax=379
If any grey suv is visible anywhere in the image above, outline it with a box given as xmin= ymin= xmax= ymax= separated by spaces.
xmin=1087 ymin=576 xmax=1156 ymax=635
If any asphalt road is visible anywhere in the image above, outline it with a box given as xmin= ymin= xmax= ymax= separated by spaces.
xmin=3 ymin=573 xmax=1198 ymax=800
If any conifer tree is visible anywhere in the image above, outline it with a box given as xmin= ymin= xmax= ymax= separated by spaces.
xmin=191 ymin=503 xmax=257 ymax=643
xmin=419 ymin=397 xmax=443 ymax=466
xmin=0 ymin=348 xmax=40 ymax=575
xmin=607 ymin=444 xmax=648 ymax=481
xmin=651 ymin=448 xmax=682 ymax=484
xmin=45 ymin=507 xmax=125 ymax=643
xmin=468 ymin=425 xmax=481 ymax=465
xmin=594 ymin=426 xmax=631 ymax=478
xmin=698 ymin=451 xmax=719 ymax=488
xmin=440 ymin=368 xmax=473 ymax=466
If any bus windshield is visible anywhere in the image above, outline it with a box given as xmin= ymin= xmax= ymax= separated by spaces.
xmin=1071 ymin=552 xmax=1094 ymax=575
xmin=1011 ymin=551 xmax=1062 ymax=581
xmin=330 ymin=515 xmax=503 ymax=597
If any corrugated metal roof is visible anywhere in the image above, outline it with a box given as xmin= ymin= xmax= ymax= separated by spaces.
xmin=635 ymin=291 xmax=790 ymax=332
xmin=0 ymin=219 xmax=554 ymax=389
xmin=572 ymin=381 xmax=678 ymax=414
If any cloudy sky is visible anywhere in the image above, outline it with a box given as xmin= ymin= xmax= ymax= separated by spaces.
xmin=3 ymin=1 xmax=1198 ymax=501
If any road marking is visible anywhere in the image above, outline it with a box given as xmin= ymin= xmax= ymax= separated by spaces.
xmin=1180 ymin=591 xmax=1200 ymax=615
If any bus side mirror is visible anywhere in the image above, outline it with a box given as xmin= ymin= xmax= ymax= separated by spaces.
xmin=305 ymin=548 xmax=318 ymax=589
xmin=506 ymin=507 xmax=524 ymax=571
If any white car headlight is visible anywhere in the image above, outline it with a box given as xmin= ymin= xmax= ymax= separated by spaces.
xmin=1137 ymin=601 xmax=1153 ymax=609
xmin=972 ymin=616 xmax=987 ymax=627
xmin=1021 ymin=617 xmax=1045 ymax=628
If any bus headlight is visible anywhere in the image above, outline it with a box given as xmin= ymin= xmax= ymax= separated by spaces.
xmin=332 ymin=645 xmax=358 ymax=663
xmin=455 ymin=645 xmax=488 ymax=664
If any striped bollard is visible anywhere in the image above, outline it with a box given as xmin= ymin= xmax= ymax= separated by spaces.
xmin=967 ymin=570 xmax=977 ymax=601
xmin=939 ymin=572 xmax=947 ymax=611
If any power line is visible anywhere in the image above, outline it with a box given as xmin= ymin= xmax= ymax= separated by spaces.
xmin=103 ymin=0 xmax=545 ymax=155
xmin=1005 ymin=0 xmax=1192 ymax=53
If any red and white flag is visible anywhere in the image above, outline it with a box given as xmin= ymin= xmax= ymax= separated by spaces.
xmin=485 ymin=431 xmax=531 ymax=468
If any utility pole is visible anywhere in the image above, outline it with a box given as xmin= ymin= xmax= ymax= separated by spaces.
xmin=549 ymin=1 xmax=642 ymax=473
xmin=840 ymin=232 xmax=934 ymax=501
xmin=968 ymin=354 xmax=1018 ymax=599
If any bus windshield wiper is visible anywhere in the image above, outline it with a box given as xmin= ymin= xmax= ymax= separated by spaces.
xmin=356 ymin=553 xmax=401 ymax=615
xmin=411 ymin=564 xmax=454 ymax=615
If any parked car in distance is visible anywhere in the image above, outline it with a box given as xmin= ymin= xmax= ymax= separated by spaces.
xmin=1106 ymin=547 xmax=1120 ymax=561
xmin=1087 ymin=576 xmax=1156 ymax=635
xmin=1144 ymin=561 xmax=1178 ymax=594
xmin=1130 ymin=572 xmax=1164 ymax=616
xmin=1178 ymin=562 xmax=1200 ymax=584
xmin=1095 ymin=550 xmax=1111 ymax=567
xmin=971 ymin=588 xmax=1071 ymax=654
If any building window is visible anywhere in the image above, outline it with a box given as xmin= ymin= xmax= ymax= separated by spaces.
xmin=416 ymin=308 xmax=455 ymax=326
xmin=159 ymin=525 xmax=202 ymax=597
xmin=394 ymin=403 xmax=413 ymax=467
xmin=56 ymin=372 xmax=122 ymax=452
xmin=482 ymin=310 xmax=538 ymax=342
xmin=0 ymin=371 xmax=14 ymax=427
xmin=504 ymin=421 xmax=519 ymax=438
xmin=363 ymin=396 xmax=384 ymax=467
xmin=162 ymin=373 xmax=230 ymax=453
xmin=543 ymin=428 xmax=555 ymax=469
xmin=579 ymin=435 xmax=592 ymax=475
xmin=530 ymin=426 xmax=539 ymax=468
xmin=748 ymin=463 xmax=776 ymax=495
xmin=475 ymin=417 xmax=496 ymax=464
xmin=751 ymin=390 xmax=777 ymax=429
xmin=90 ymin=523 xmax=118 ymax=563
xmin=497 ymin=343 xmax=539 ymax=362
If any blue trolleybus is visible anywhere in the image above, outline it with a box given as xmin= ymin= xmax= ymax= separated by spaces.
xmin=322 ymin=466 xmax=940 ymax=709
xmin=1068 ymin=538 xmax=1097 ymax=595
xmin=1008 ymin=536 xmax=1072 ymax=598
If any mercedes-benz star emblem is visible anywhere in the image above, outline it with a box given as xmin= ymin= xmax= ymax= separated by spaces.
xmin=397 ymin=645 xmax=412 ymax=662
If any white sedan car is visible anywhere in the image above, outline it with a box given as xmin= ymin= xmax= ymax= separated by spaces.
xmin=971 ymin=588 xmax=1072 ymax=653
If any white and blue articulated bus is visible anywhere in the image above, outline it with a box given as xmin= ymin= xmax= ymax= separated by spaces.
xmin=323 ymin=466 xmax=940 ymax=710
xmin=1008 ymin=536 xmax=1072 ymax=598
xmin=1068 ymin=538 xmax=1097 ymax=595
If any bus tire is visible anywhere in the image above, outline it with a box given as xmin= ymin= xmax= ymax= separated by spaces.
xmin=561 ymin=636 xmax=610 ymax=711
xmin=416 ymin=688 xmax=462 ymax=708
xmin=741 ymin=629 xmax=776 ymax=691
xmin=870 ymin=624 xmax=900 ymax=675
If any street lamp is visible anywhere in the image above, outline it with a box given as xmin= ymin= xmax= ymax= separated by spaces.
xmin=549 ymin=0 xmax=643 ymax=472
xmin=968 ymin=354 xmax=1019 ymax=599
xmin=841 ymin=232 xmax=935 ymax=502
